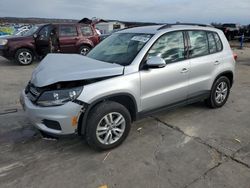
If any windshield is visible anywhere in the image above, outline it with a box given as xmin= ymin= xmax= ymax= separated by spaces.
xmin=13 ymin=29 xmax=28 ymax=36
xmin=22 ymin=26 xmax=39 ymax=36
xmin=87 ymin=33 xmax=153 ymax=66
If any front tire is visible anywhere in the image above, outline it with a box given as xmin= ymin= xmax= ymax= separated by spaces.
xmin=15 ymin=48 xmax=34 ymax=65
xmin=86 ymin=101 xmax=131 ymax=150
xmin=206 ymin=76 xmax=230 ymax=108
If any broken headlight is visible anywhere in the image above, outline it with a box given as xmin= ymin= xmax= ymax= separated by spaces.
xmin=37 ymin=86 xmax=83 ymax=107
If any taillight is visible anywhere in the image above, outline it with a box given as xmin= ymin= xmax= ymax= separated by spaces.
xmin=233 ymin=53 xmax=238 ymax=61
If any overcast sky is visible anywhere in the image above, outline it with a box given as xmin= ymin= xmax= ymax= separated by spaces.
xmin=0 ymin=0 xmax=249 ymax=24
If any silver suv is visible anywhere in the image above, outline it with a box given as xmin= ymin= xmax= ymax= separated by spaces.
xmin=20 ymin=24 xmax=236 ymax=150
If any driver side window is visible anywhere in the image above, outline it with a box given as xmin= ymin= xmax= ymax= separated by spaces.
xmin=38 ymin=26 xmax=51 ymax=40
xmin=148 ymin=31 xmax=185 ymax=63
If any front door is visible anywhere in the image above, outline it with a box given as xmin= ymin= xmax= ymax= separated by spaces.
xmin=35 ymin=24 xmax=53 ymax=56
xmin=140 ymin=31 xmax=190 ymax=112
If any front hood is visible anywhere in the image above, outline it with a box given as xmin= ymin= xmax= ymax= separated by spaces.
xmin=31 ymin=54 xmax=124 ymax=87
xmin=4 ymin=35 xmax=32 ymax=41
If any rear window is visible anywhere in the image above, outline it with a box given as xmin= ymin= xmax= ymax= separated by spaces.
xmin=188 ymin=31 xmax=209 ymax=58
xmin=213 ymin=33 xmax=223 ymax=52
xmin=207 ymin=32 xmax=217 ymax=54
xmin=59 ymin=25 xmax=77 ymax=36
xmin=81 ymin=26 xmax=93 ymax=36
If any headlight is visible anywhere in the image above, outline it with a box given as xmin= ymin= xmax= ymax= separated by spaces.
xmin=37 ymin=86 xmax=83 ymax=107
xmin=0 ymin=39 xmax=8 ymax=45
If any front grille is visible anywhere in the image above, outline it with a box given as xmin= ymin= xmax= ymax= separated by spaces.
xmin=25 ymin=82 xmax=42 ymax=103
xmin=30 ymin=86 xmax=40 ymax=96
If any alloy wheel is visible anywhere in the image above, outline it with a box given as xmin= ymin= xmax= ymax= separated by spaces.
xmin=18 ymin=51 xmax=32 ymax=65
xmin=215 ymin=81 xmax=228 ymax=104
xmin=96 ymin=112 xmax=126 ymax=145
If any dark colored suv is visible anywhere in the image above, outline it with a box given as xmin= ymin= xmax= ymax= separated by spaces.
xmin=0 ymin=23 xmax=100 ymax=65
xmin=222 ymin=23 xmax=240 ymax=40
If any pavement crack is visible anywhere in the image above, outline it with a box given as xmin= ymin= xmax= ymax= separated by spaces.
xmin=152 ymin=116 xmax=250 ymax=170
xmin=229 ymin=157 xmax=250 ymax=169
xmin=0 ymin=162 xmax=24 ymax=175
xmin=152 ymin=116 xmax=224 ymax=155
xmin=153 ymin=121 xmax=164 ymax=188
xmin=0 ymin=108 xmax=18 ymax=115
xmin=183 ymin=162 xmax=222 ymax=188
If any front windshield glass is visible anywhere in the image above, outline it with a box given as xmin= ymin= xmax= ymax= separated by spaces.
xmin=13 ymin=29 xmax=28 ymax=36
xmin=87 ymin=33 xmax=153 ymax=66
xmin=23 ymin=26 xmax=39 ymax=36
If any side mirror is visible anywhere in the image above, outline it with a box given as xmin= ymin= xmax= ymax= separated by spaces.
xmin=146 ymin=56 xmax=166 ymax=68
xmin=33 ymin=34 xmax=37 ymax=38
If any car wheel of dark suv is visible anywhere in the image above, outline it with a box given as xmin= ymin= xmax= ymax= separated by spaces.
xmin=86 ymin=101 xmax=131 ymax=150
xmin=206 ymin=76 xmax=230 ymax=108
xmin=79 ymin=45 xmax=91 ymax=56
xmin=15 ymin=48 xmax=34 ymax=65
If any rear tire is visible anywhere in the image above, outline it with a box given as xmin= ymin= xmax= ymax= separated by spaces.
xmin=205 ymin=76 xmax=230 ymax=108
xmin=86 ymin=101 xmax=131 ymax=150
xmin=15 ymin=48 xmax=34 ymax=65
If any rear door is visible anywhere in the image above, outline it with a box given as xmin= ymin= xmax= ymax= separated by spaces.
xmin=187 ymin=30 xmax=223 ymax=99
xmin=140 ymin=31 xmax=190 ymax=112
xmin=59 ymin=25 xmax=78 ymax=53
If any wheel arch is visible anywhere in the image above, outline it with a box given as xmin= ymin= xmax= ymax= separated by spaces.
xmin=77 ymin=93 xmax=138 ymax=135
xmin=77 ymin=40 xmax=94 ymax=50
xmin=213 ymin=71 xmax=234 ymax=88
xmin=14 ymin=46 xmax=36 ymax=57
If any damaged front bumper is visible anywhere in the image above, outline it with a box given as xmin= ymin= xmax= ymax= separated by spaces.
xmin=20 ymin=90 xmax=83 ymax=135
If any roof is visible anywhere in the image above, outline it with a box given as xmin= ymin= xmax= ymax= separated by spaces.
xmin=118 ymin=24 xmax=220 ymax=34
xmin=118 ymin=25 xmax=162 ymax=34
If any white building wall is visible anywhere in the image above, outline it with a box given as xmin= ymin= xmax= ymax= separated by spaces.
xmin=96 ymin=21 xmax=125 ymax=34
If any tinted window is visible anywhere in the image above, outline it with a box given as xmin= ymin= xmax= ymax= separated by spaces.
xmin=213 ymin=33 xmax=223 ymax=51
xmin=148 ymin=31 xmax=185 ymax=63
xmin=207 ymin=32 xmax=217 ymax=54
xmin=188 ymin=31 xmax=209 ymax=58
xmin=59 ymin=25 xmax=77 ymax=36
xmin=81 ymin=26 xmax=93 ymax=36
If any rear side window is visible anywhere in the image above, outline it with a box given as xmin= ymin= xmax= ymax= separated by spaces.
xmin=59 ymin=25 xmax=77 ymax=37
xmin=213 ymin=33 xmax=223 ymax=51
xmin=148 ymin=31 xmax=185 ymax=63
xmin=81 ymin=26 xmax=93 ymax=36
xmin=188 ymin=31 xmax=209 ymax=58
xmin=207 ymin=32 xmax=217 ymax=54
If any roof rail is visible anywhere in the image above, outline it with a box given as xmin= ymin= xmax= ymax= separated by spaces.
xmin=158 ymin=23 xmax=213 ymax=30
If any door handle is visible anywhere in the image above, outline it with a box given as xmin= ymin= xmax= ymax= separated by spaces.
xmin=214 ymin=61 xmax=220 ymax=65
xmin=181 ymin=68 xmax=188 ymax=73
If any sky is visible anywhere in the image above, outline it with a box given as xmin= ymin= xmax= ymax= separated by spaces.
xmin=0 ymin=0 xmax=250 ymax=24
